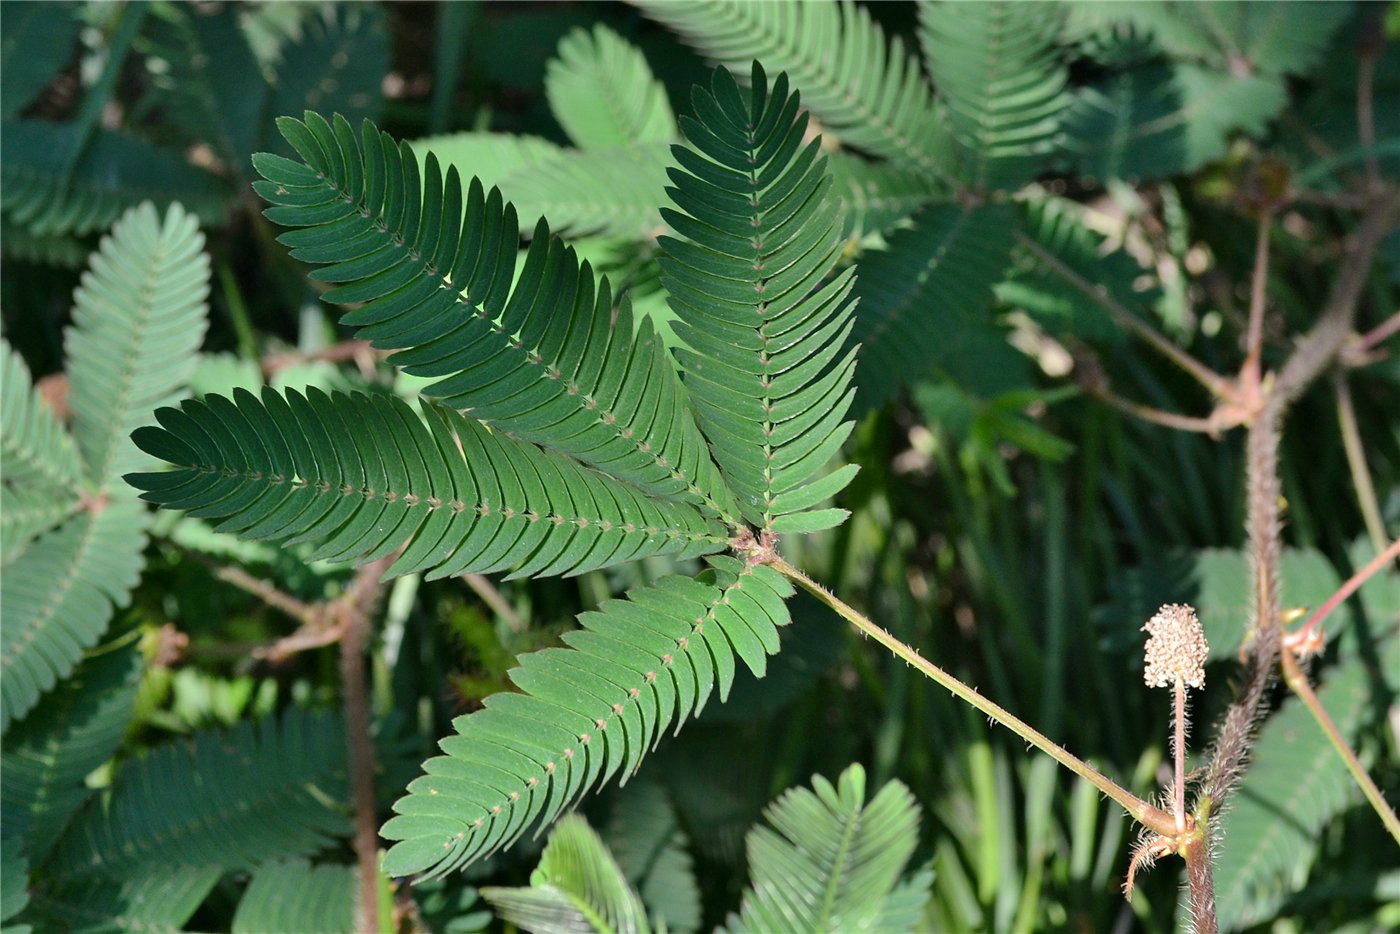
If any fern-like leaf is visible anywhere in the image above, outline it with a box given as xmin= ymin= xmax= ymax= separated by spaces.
xmin=0 ymin=0 xmax=80 ymax=120
xmin=1 ymin=341 xmax=83 ymax=497
xmin=0 ymin=501 xmax=148 ymax=732
xmin=659 ymin=64 xmax=859 ymax=533
xmin=232 ymin=860 xmax=358 ymax=934
xmin=482 ymin=814 xmax=652 ymax=934
xmin=545 ymin=24 xmax=677 ymax=151
xmin=67 ymin=202 xmax=210 ymax=485
xmin=918 ymin=0 xmax=1069 ymax=191
xmin=24 ymin=866 xmax=219 ymax=934
xmin=720 ymin=763 xmax=929 ymax=933
xmin=50 ymin=708 xmax=349 ymax=878
xmin=1 ymin=837 xmax=30 ymax=934
xmin=0 ymin=122 xmax=226 ymax=236
xmin=827 ymin=152 xmax=941 ymax=238
xmin=251 ymin=114 xmax=736 ymax=521
xmin=604 ymin=781 xmax=701 ymax=933
xmin=634 ymin=0 xmax=955 ymax=180
xmin=126 ymin=388 xmax=726 ymax=580
xmin=1 ymin=641 xmax=141 ymax=864
xmin=1060 ymin=64 xmax=1186 ymax=182
xmin=139 ymin=2 xmax=266 ymax=173
xmin=381 ymin=557 xmax=793 ymax=878
xmin=851 ymin=203 xmax=1017 ymax=413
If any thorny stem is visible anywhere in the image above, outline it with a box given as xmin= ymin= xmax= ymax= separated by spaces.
xmin=1334 ymin=373 xmax=1388 ymax=552
xmin=1292 ymin=537 xmax=1400 ymax=644
xmin=1083 ymin=384 xmax=1227 ymax=435
xmin=1014 ymin=230 xmax=1233 ymax=399
xmin=765 ymin=555 xmax=1179 ymax=837
xmin=1281 ymin=646 xmax=1400 ymax=845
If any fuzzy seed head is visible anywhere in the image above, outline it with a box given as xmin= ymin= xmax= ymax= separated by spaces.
xmin=1142 ymin=603 xmax=1208 ymax=689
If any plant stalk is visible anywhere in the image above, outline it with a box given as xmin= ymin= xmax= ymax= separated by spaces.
xmin=1281 ymin=647 xmax=1400 ymax=845
xmin=766 ymin=556 xmax=1178 ymax=836
xmin=1174 ymin=678 xmax=1187 ymax=834
xmin=1292 ymin=536 xmax=1400 ymax=644
xmin=1333 ymin=373 xmax=1389 ymax=552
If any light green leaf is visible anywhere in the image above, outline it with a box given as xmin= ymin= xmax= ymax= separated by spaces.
xmin=546 ymin=24 xmax=676 ymax=150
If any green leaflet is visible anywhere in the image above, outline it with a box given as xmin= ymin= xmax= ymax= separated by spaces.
xmin=381 ymin=557 xmax=794 ymax=878
xmin=482 ymin=815 xmax=653 ymax=934
xmin=23 ymin=866 xmax=219 ymax=934
xmin=0 ymin=500 xmax=148 ymax=732
xmin=851 ymin=202 xmax=1017 ymax=414
xmin=67 ymin=202 xmax=211 ymax=485
xmin=138 ymin=2 xmax=267 ymax=174
xmin=0 ymin=121 xmax=227 ymax=236
xmin=49 ymin=708 xmax=349 ymax=879
xmin=0 ymin=0 xmax=80 ymax=120
xmin=232 ymin=860 xmax=358 ymax=934
xmin=1 ymin=838 xmax=29 ymax=934
xmin=252 ymin=113 xmax=736 ymax=521
xmin=635 ymin=0 xmax=956 ymax=180
xmin=126 ymin=388 xmax=727 ymax=581
xmin=659 ymin=64 xmax=859 ymax=531
xmin=1 ymin=341 xmax=83 ymax=498
xmin=604 ymin=781 xmax=702 ymax=933
xmin=1 ymin=642 xmax=142 ymax=865
xmin=545 ymin=24 xmax=677 ymax=151
xmin=719 ymin=763 xmax=931 ymax=933
xmin=918 ymin=0 xmax=1069 ymax=191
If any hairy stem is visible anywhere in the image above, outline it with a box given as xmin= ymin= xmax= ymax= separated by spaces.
xmin=766 ymin=556 xmax=1178 ymax=836
xmin=1174 ymin=678 xmax=1187 ymax=834
xmin=1014 ymin=231 xmax=1232 ymax=398
xmin=1334 ymin=373 xmax=1388 ymax=551
xmin=1241 ymin=210 xmax=1273 ymax=395
xmin=1183 ymin=832 xmax=1219 ymax=934
xmin=1281 ymin=647 xmax=1400 ymax=845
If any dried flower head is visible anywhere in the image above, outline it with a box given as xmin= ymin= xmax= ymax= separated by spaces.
xmin=1142 ymin=603 xmax=1208 ymax=689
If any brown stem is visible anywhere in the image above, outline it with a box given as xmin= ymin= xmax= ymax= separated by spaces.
xmin=1241 ymin=210 xmax=1273 ymax=395
xmin=210 ymin=563 xmax=319 ymax=627
xmin=1334 ymin=373 xmax=1389 ymax=551
xmin=464 ymin=573 xmax=524 ymax=633
xmin=1014 ymin=230 xmax=1233 ymax=398
xmin=338 ymin=557 xmax=394 ymax=933
xmin=1356 ymin=310 xmax=1400 ymax=355
xmin=1086 ymin=385 xmax=1228 ymax=435
xmin=1183 ymin=833 xmax=1219 ymax=934
xmin=1281 ymin=647 xmax=1400 ymax=845
xmin=261 ymin=339 xmax=383 ymax=380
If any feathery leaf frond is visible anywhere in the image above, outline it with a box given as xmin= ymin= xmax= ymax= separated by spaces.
xmin=851 ymin=203 xmax=1016 ymax=413
xmin=0 ymin=501 xmax=148 ymax=732
xmin=1 ymin=341 xmax=83 ymax=497
xmin=546 ymin=24 xmax=677 ymax=151
xmin=50 ymin=708 xmax=349 ymax=878
xmin=720 ymin=763 xmax=929 ymax=933
xmin=634 ymin=0 xmax=954 ymax=180
xmin=1 ymin=642 xmax=141 ymax=864
xmin=67 ymin=202 xmax=210 ymax=485
xmin=0 ymin=836 xmax=28 ymax=932
xmin=232 ymin=860 xmax=357 ymax=934
xmin=506 ymin=144 xmax=672 ymax=239
xmin=381 ymin=557 xmax=793 ymax=878
xmin=659 ymin=64 xmax=859 ymax=532
xmin=0 ymin=122 xmax=226 ymax=236
xmin=918 ymin=0 xmax=1069 ymax=191
xmin=25 ymin=866 xmax=219 ymax=934
xmin=126 ymin=388 xmax=726 ymax=581
xmin=252 ymin=114 xmax=735 ymax=520
xmin=482 ymin=815 xmax=652 ymax=934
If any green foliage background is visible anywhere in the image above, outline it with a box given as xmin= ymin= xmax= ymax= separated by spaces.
xmin=1 ymin=2 xmax=1397 ymax=932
